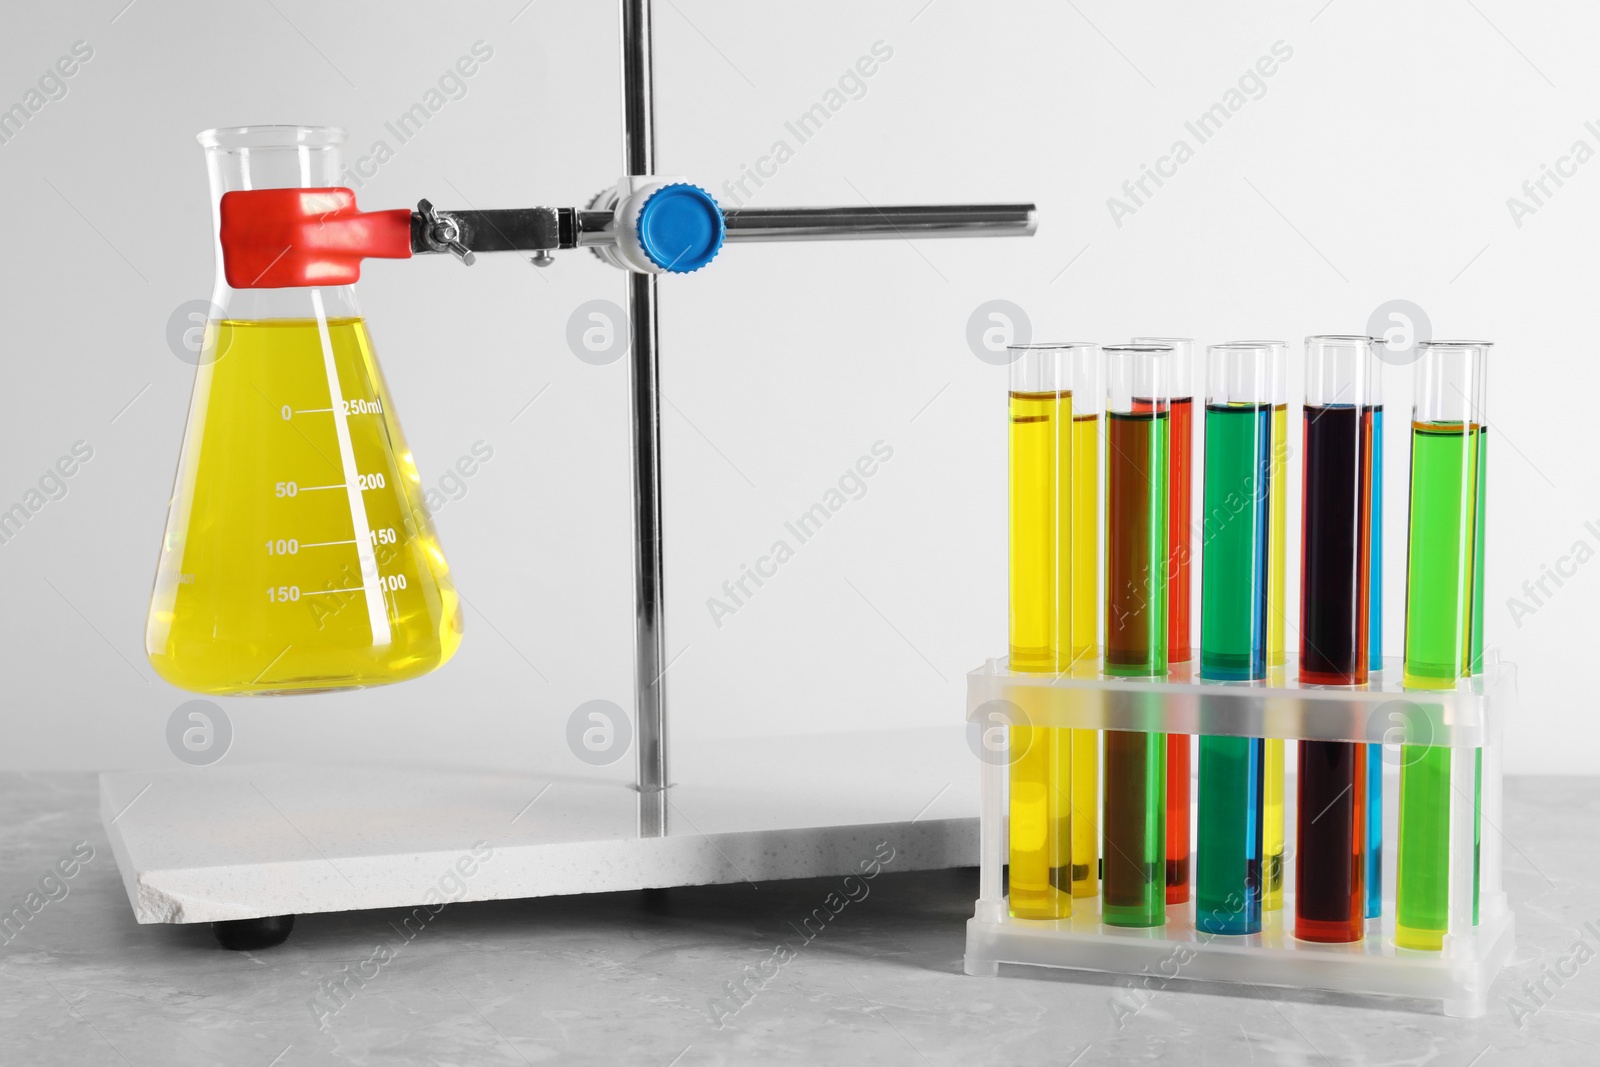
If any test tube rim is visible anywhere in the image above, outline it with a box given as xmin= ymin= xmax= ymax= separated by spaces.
xmin=197 ymin=125 xmax=347 ymax=149
xmin=1005 ymin=341 xmax=1100 ymax=351
xmin=1303 ymin=334 xmax=1385 ymax=352
xmin=1229 ymin=342 xmax=1290 ymax=404
xmin=1103 ymin=343 xmax=1175 ymax=353
xmin=1205 ymin=343 xmax=1275 ymax=405
xmin=1418 ymin=340 xmax=1495 ymax=349
xmin=1131 ymin=337 xmax=1193 ymax=380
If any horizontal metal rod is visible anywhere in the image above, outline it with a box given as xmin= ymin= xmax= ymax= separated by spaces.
xmin=413 ymin=202 xmax=1038 ymax=256
xmin=722 ymin=203 xmax=1037 ymax=242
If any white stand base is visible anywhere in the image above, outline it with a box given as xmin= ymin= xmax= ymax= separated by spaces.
xmin=100 ymin=728 xmax=976 ymax=925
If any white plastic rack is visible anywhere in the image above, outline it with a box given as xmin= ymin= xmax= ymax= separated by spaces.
xmin=963 ymin=654 xmax=1514 ymax=1018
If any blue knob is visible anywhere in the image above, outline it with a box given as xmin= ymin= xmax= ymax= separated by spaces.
xmin=636 ymin=183 xmax=725 ymax=273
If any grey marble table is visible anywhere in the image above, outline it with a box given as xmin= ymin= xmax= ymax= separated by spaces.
xmin=1 ymin=773 xmax=1595 ymax=1065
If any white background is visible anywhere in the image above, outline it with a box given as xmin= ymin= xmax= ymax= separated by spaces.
xmin=0 ymin=0 xmax=1593 ymax=774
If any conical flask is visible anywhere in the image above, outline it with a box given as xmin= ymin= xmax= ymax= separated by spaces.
xmin=147 ymin=125 xmax=461 ymax=695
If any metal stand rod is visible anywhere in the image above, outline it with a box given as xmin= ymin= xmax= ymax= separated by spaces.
xmin=622 ymin=0 xmax=668 ymax=838
xmin=721 ymin=204 xmax=1037 ymax=242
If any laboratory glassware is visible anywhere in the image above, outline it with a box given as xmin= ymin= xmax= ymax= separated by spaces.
xmin=146 ymin=126 xmax=461 ymax=695
xmin=1235 ymin=339 xmax=1290 ymax=911
xmin=1396 ymin=340 xmax=1491 ymax=951
xmin=1133 ymin=336 xmax=1195 ymax=904
xmin=1194 ymin=343 xmax=1273 ymax=934
xmin=1066 ymin=344 xmax=1103 ymax=899
xmin=1008 ymin=343 xmax=1094 ymax=919
xmin=1101 ymin=344 xmax=1170 ymax=928
xmin=1366 ymin=341 xmax=1386 ymax=917
xmin=1232 ymin=339 xmax=1290 ymax=911
xmin=1294 ymin=335 xmax=1377 ymax=943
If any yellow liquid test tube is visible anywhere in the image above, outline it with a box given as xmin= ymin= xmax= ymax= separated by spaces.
xmin=1008 ymin=385 xmax=1063 ymax=678
xmin=1269 ymin=402 xmax=1288 ymax=665
xmin=1070 ymin=406 xmax=1100 ymax=897
xmin=1008 ymin=367 xmax=1070 ymax=919
xmin=1008 ymin=717 xmax=1069 ymax=917
xmin=1259 ymin=344 xmax=1290 ymax=909
xmin=1263 ymin=705 xmax=1286 ymax=911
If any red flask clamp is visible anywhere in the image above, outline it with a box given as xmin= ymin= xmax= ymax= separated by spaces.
xmin=218 ymin=187 xmax=412 ymax=289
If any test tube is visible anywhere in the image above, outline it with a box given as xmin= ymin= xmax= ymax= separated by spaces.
xmin=1234 ymin=340 xmax=1290 ymax=912
xmin=1007 ymin=343 xmax=1088 ymax=920
xmin=1195 ymin=344 xmax=1272 ymax=934
xmin=1131 ymin=336 xmax=1197 ymax=664
xmin=1366 ymin=345 xmax=1386 ymax=919
xmin=1370 ymin=365 xmax=1385 ymax=672
xmin=1198 ymin=345 xmax=1272 ymax=682
xmin=1299 ymin=336 xmax=1377 ymax=686
xmin=1241 ymin=340 xmax=1289 ymax=911
xmin=1068 ymin=345 xmax=1103 ymax=899
xmin=1396 ymin=340 xmax=1490 ymax=951
xmin=1230 ymin=341 xmax=1291 ymax=666
xmin=1132 ymin=336 xmax=1195 ymax=905
xmin=1471 ymin=345 xmax=1488 ymax=925
xmin=1261 ymin=684 xmax=1286 ymax=913
xmin=1295 ymin=335 xmax=1377 ymax=944
xmin=1101 ymin=344 xmax=1170 ymax=928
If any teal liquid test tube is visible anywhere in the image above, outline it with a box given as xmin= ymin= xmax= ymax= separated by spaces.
xmin=1371 ymin=390 xmax=1384 ymax=669
xmin=1367 ymin=341 xmax=1385 ymax=919
xmin=1396 ymin=341 xmax=1490 ymax=952
xmin=1101 ymin=344 xmax=1171 ymax=928
xmin=1195 ymin=344 xmax=1272 ymax=934
xmin=1366 ymin=739 xmax=1383 ymax=918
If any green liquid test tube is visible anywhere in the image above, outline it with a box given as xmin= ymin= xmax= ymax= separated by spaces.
xmin=1134 ymin=337 xmax=1197 ymax=908
xmin=1397 ymin=341 xmax=1490 ymax=951
xmin=1471 ymin=420 xmax=1488 ymax=924
xmin=1196 ymin=344 xmax=1273 ymax=934
xmin=1101 ymin=344 xmax=1171 ymax=928
xmin=1103 ymin=723 xmax=1167 ymax=927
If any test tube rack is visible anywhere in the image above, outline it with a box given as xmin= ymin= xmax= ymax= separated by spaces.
xmin=963 ymin=655 xmax=1515 ymax=1018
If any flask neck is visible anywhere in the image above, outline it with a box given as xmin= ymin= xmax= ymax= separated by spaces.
xmin=199 ymin=126 xmax=361 ymax=319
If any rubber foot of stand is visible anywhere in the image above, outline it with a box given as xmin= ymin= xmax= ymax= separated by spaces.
xmin=213 ymin=915 xmax=295 ymax=951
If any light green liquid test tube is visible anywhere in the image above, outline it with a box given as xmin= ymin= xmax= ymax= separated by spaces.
xmin=1397 ymin=341 xmax=1489 ymax=952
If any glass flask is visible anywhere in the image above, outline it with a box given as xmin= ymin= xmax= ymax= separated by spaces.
xmin=146 ymin=125 xmax=461 ymax=695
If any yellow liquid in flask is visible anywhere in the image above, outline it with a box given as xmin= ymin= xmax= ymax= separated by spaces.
xmin=147 ymin=317 xmax=462 ymax=695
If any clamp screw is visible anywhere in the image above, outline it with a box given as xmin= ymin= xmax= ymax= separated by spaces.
xmin=417 ymin=199 xmax=476 ymax=265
